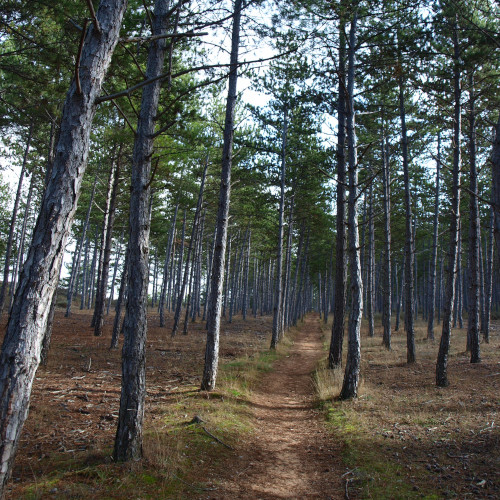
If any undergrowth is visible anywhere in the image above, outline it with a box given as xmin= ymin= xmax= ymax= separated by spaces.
xmin=13 ymin=334 xmax=292 ymax=499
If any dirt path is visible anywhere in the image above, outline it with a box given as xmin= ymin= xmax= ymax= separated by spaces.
xmin=202 ymin=314 xmax=343 ymax=499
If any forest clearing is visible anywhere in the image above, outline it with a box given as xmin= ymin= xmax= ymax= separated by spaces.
xmin=1 ymin=308 xmax=498 ymax=499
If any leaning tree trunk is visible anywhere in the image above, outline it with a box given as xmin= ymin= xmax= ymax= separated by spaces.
xmin=0 ymin=1 xmax=128 ymax=495
xmin=271 ymin=107 xmax=287 ymax=349
xmin=467 ymin=72 xmax=481 ymax=363
xmin=436 ymin=21 xmax=462 ymax=387
xmin=0 ymin=121 xmax=32 ymax=316
xmin=114 ymin=0 xmax=169 ymax=462
xmin=427 ymin=134 xmax=441 ymax=339
xmin=328 ymin=11 xmax=347 ymax=368
xmin=398 ymin=51 xmax=416 ymax=364
xmin=201 ymin=0 xmax=242 ymax=391
xmin=339 ymin=11 xmax=362 ymax=401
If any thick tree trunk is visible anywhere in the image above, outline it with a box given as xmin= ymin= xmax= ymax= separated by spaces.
xmin=436 ymin=21 xmax=462 ymax=387
xmin=201 ymin=0 xmax=241 ymax=391
xmin=0 ymin=1 xmax=128 ymax=494
xmin=114 ymin=0 xmax=169 ymax=462
xmin=328 ymin=13 xmax=347 ymax=368
xmin=339 ymin=12 xmax=362 ymax=400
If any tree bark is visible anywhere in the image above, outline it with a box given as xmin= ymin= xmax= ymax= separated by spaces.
xmin=381 ymin=133 xmax=391 ymax=350
xmin=271 ymin=107 xmax=287 ymax=349
xmin=467 ymin=72 xmax=481 ymax=363
xmin=201 ymin=0 xmax=242 ymax=391
xmin=114 ymin=0 xmax=169 ymax=462
xmin=0 ymin=1 xmax=128 ymax=494
xmin=492 ymin=115 xmax=500 ymax=260
xmin=329 ymin=12 xmax=347 ymax=368
xmin=339 ymin=12 xmax=362 ymax=400
xmin=398 ymin=49 xmax=416 ymax=363
xmin=427 ymin=134 xmax=441 ymax=339
xmin=436 ymin=20 xmax=462 ymax=387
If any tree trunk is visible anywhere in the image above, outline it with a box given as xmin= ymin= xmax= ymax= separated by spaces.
xmin=172 ymin=159 xmax=208 ymax=336
xmin=114 ymin=0 xmax=169 ymax=462
xmin=66 ymin=174 xmax=98 ymax=317
xmin=492 ymin=115 xmax=500 ymax=260
xmin=339 ymin=12 xmax=362 ymax=400
xmin=398 ymin=50 xmax=416 ymax=364
xmin=0 ymin=121 xmax=32 ymax=316
xmin=483 ymin=208 xmax=494 ymax=342
xmin=201 ymin=0 xmax=242 ymax=391
xmin=427 ymin=134 xmax=441 ymax=339
xmin=271 ymin=107 xmax=287 ymax=349
xmin=436 ymin=21 xmax=462 ymax=387
xmin=0 ymin=1 xmax=127 ymax=494
xmin=329 ymin=12 xmax=347 ymax=368
xmin=94 ymin=153 xmax=120 ymax=336
xmin=381 ymin=133 xmax=391 ymax=350
xmin=110 ymin=247 xmax=129 ymax=350
xmin=159 ymin=204 xmax=178 ymax=326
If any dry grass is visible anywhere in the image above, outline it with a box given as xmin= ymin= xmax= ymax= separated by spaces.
xmin=2 ymin=308 xmax=280 ymax=499
xmin=315 ymin=317 xmax=500 ymax=499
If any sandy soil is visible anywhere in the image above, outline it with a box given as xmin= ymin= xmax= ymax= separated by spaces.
xmin=199 ymin=314 xmax=343 ymax=500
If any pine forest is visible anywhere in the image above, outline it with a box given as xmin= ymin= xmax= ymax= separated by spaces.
xmin=0 ymin=0 xmax=499 ymax=498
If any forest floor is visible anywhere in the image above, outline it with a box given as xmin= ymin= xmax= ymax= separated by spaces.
xmin=1 ymin=306 xmax=499 ymax=499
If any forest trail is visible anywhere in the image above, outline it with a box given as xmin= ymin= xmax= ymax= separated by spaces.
xmin=201 ymin=314 xmax=343 ymax=499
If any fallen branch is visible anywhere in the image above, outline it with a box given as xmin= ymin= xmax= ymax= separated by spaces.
xmin=201 ymin=426 xmax=234 ymax=450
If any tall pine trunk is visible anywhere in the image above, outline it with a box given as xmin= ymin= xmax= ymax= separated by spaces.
xmin=201 ymin=0 xmax=242 ymax=391
xmin=114 ymin=0 xmax=169 ymax=462
xmin=0 ymin=1 xmax=128 ymax=493
xmin=436 ymin=20 xmax=462 ymax=387
xmin=381 ymin=133 xmax=391 ymax=349
xmin=398 ymin=49 xmax=416 ymax=363
xmin=328 ymin=10 xmax=347 ymax=368
xmin=427 ymin=134 xmax=441 ymax=339
xmin=339 ymin=12 xmax=362 ymax=400
xmin=271 ymin=107 xmax=287 ymax=349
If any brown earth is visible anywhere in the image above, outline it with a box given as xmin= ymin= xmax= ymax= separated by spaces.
xmin=1 ymin=307 xmax=499 ymax=499
xmin=196 ymin=314 xmax=342 ymax=500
